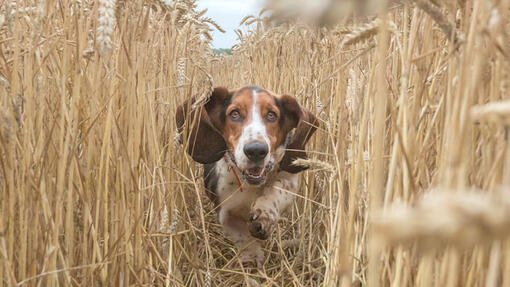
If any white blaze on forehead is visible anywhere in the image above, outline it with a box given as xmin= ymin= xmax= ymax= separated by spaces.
xmin=246 ymin=89 xmax=270 ymax=144
xmin=234 ymin=88 xmax=270 ymax=167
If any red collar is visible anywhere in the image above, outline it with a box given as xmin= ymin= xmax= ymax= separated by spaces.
xmin=224 ymin=154 xmax=243 ymax=192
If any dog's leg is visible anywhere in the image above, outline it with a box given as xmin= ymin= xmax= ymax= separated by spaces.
xmin=248 ymin=172 xmax=298 ymax=240
xmin=219 ymin=208 xmax=265 ymax=268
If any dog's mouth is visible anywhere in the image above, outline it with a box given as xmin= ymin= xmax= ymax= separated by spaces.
xmin=241 ymin=166 xmax=268 ymax=185
xmin=227 ymin=153 xmax=274 ymax=185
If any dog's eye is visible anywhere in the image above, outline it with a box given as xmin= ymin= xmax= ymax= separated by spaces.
xmin=229 ymin=110 xmax=241 ymax=121
xmin=266 ymin=111 xmax=277 ymax=122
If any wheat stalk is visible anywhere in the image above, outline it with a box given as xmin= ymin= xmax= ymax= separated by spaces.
xmin=0 ymin=106 xmax=13 ymax=144
xmin=292 ymin=158 xmax=336 ymax=173
xmin=373 ymin=189 xmax=510 ymax=248
xmin=410 ymin=0 xmax=464 ymax=44
xmin=471 ymin=100 xmax=510 ymax=124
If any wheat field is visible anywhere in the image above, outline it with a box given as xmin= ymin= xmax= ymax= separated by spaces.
xmin=1 ymin=0 xmax=510 ymax=286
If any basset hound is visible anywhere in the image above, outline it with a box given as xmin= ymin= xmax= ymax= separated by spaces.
xmin=176 ymin=86 xmax=318 ymax=268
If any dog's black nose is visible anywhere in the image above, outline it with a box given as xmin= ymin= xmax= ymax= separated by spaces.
xmin=243 ymin=141 xmax=268 ymax=162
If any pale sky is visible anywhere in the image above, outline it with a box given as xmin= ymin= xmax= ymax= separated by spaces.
xmin=196 ymin=0 xmax=265 ymax=48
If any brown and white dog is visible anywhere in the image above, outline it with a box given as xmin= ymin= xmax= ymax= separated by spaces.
xmin=176 ymin=86 xmax=318 ymax=268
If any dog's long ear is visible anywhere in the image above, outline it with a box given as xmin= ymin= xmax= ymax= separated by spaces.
xmin=278 ymin=95 xmax=319 ymax=174
xmin=175 ymin=87 xmax=230 ymax=164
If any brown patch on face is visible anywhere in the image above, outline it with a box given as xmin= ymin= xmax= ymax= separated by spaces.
xmin=222 ymin=88 xmax=254 ymax=152
xmin=271 ymin=93 xmax=302 ymax=154
xmin=256 ymin=91 xmax=287 ymax=152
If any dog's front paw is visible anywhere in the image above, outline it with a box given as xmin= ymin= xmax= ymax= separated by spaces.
xmin=248 ymin=207 xmax=277 ymax=240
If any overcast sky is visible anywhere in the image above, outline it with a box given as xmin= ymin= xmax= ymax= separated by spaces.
xmin=196 ymin=0 xmax=265 ymax=48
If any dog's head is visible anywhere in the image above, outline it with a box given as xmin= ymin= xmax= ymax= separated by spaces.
xmin=176 ymin=86 xmax=318 ymax=185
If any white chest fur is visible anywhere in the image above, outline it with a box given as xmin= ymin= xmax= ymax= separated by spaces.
xmin=215 ymin=159 xmax=264 ymax=222
xmin=211 ymin=158 xmax=299 ymax=267
xmin=214 ymin=158 xmax=299 ymax=224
